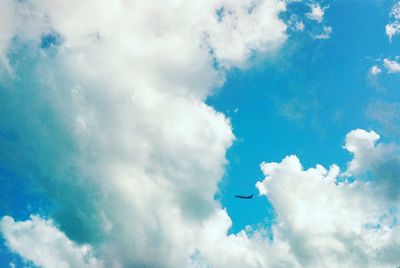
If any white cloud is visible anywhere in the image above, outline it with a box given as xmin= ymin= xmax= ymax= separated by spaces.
xmin=306 ymin=3 xmax=328 ymax=23
xmin=369 ymin=58 xmax=400 ymax=76
xmin=301 ymin=2 xmax=332 ymax=40
xmin=343 ymin=129 xmax=382 ymax=175
xmin=0 ymin=0 xmax=289 ymax=267
xmin=386 ymin=2 xmax=400 ymax=40
xmin=386 ymin=22 xmax=400 ymax=41
xmin=286 ymin=1 xmax=331 ymax=36
xmin=313 ymin=26 xmax=332 ymax=39
xmin=0 ymin=0 xmax=18 ymax=74
xmin=370 ymin=65 xmax=382 ymax=75
xmin=0 ymin=216 xmax=101 ymax=268
xmin=383 ymin=58 xmax=400 ymax=73
xmin=391 ymin=2 xmax=400 ymax=19
xmin=3 ymin=74 xmax=400 ymax=268
xmin=344 ymin=129 xmax=400 ymax=201
xmin=287 ymin=14 xmax=305 ymax=32
xmin=0 ymin=1 xmax=17 ymax=53
xmin=204 ymin=0 xmax=287 ymax=68
xmin=2 ymin=1 xmax=399 ymax=267
xmin=255 ymin=129 xmax=400 ymax=267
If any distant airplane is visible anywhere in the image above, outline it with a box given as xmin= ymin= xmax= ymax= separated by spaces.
xmin=234 ymin=194 xmax=253 ymax=199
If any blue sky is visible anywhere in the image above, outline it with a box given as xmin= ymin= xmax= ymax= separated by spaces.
xmin=1 ymin=1 xmax=400 ymax=267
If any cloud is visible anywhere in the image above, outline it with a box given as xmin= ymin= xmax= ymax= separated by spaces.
xmin=386 ymin=2 xmax=400 ymax=40
xmin=369 ymin=58 xmax=400 ymax=77
xmin=343 ymin=129 xmax=382 ymax=175
xmin=203 ymin=0 xmax=287 ymax=68
xmin=276 ymin=95 xmax=320 ymax=128
xmin=304 ymin=2 xmax=331 ymax=40
xmin=367 ymin=101 xmax=400 ymax=136
xmin=370 ymin=65 xmax=382 ymax=75
xmin=285 ymin=1 xmax=331 ymax=38
xmin=390 ymin=1 xmax=400 ymax=19
xmin=256 ymin=129 xmax=400 ymax=267
xmin=312 ymin=26 xmax=332 ymax=39
xmin=0 ymin=0 xmax=19 ymax=55
xmin=306 ymin=3 xmax=328 ymax=23
xmin=0 ymin=216 xmax=101 ymax=268
xmin=386 ymin=22 xmax=400 ymax=41
xmin=343 ymin=129 xmax=400 ymax=201
xmin=0 ymin=0 xmax=289 ymax=267
xmin=2 ymin=1 xmax=399 ymax=267
xmin=383 ymin=58 xmax=400 ymax=73
xmin=278 ymin=99 xmax=310 ymax=123
xmin=367 ymin=65 xmax=385 ymax=91
xmin=3 ymin=126 xmax=400 ymax=267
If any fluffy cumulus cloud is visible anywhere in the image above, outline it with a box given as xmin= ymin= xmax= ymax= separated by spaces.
xmin=204 ymin=0 xmax=287 ymax=68
xmin=344 ymin=129 xmax=382 ymax=175
xmin=256 ymin=129 xmax=400 ymax=267
xmin=0 ymin=0 xmax=286 ymax=267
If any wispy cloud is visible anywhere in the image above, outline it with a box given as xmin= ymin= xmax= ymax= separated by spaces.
xmin=312 ymin=26 xmax=332 ymax=39
xmin=367 ymin=101 xmax=400 ymax=136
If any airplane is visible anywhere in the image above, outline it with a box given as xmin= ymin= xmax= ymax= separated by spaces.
xmin=234 ymin=194 xmax=253 ymax=199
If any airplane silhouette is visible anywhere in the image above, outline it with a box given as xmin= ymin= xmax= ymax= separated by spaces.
xmin=234 ymin=194 xmax=253 ymax=199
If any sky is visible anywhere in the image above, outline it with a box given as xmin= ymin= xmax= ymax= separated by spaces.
xmin=0 ymin=0 xmax=400 ymax=267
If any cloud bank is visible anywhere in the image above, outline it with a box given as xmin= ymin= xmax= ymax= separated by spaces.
xmin=0 ymin=0 xmax=286 ymax=267
xmin=1 ymin=1 xmax=399 ymax=268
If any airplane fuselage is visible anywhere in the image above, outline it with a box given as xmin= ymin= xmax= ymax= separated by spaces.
xmin=234 ymin=194 xmax=253 ymax=199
